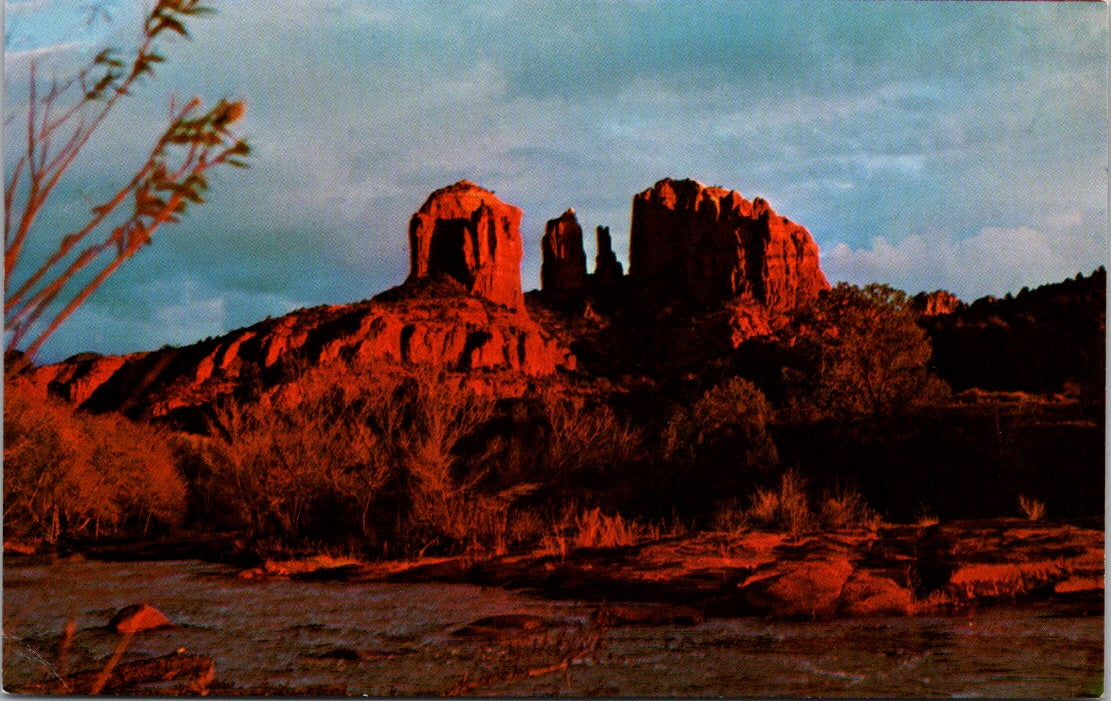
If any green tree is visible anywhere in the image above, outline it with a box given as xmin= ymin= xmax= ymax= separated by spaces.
xmin=787 ymin=283 xmax=949 ymax=417
xmin=4 ymin=0 xmax=250 ymax=365
xmin=661 ymin=377 xmax=779 ymax=518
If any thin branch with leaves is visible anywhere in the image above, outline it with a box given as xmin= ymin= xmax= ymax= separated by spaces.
xmin=4 ymin=0 xmax=249 ymax=366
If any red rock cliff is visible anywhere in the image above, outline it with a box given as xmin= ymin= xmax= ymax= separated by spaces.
xmin=628 ymin=178 xmax=829 ymax=313
xmin=408 ymin=180 xmax=524 ymax=310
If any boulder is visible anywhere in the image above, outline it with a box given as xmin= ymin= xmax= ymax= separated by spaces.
xmin=540 ymin=208 xmax=588 ymax=302
xmin=407 ymin=180 xmax=525 ymax=310
xmin=738 ymin=558 xmax=854 ymax=618
xmin=628 ymin=178 xmax=829 ymax=314
xmin=108 ymin=603 xmax=172 ymax=634
xmin=835 ymin=570 xmax=915 ymax=616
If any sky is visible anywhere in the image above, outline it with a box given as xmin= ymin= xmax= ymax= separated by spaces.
xmin=4 ymin=0 xmax=1108 ymax=362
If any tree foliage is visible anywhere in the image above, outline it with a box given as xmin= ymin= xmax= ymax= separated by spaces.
xmin=3 ymin=382 xmax=186 ymax=543
xmin=786 ymin=283 xmax=949 ymax=417
xmin=4 ymin=0 xmax=250 ymax=364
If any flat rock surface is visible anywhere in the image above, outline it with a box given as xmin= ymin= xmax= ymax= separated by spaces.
xmin=252 ymin=520 xmax=1102 ymax=620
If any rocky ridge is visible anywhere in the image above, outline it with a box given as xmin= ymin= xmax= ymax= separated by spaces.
xmin=539 ymin=208 xmax=588 ymax=307
xmin=14 ymin=177 xmax=836 ymax=419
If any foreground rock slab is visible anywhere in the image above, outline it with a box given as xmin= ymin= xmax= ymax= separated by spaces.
xmin=250 ymin=520 xmax=1102 ymax=620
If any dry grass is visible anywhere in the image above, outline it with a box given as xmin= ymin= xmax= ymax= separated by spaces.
xmin=819 ymin=485 xmax=880 ymax=530
xmin=746 ymin=470 xmax=813 ymax=539
xmin=540 ymin=507 xmax=649 ymax=557
xmin=1018 ymin=494 xmax=1047 ymax=521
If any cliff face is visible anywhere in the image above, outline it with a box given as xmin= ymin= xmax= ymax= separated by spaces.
xmin=408 ymin=181 xmax=525 ymax=310
xmin=628 ymin=178 xmax=829 ymax=313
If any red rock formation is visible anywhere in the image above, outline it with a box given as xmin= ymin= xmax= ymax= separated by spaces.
xmin=913 ymin=289 xmax=965 ymax=316
xmin=11 ymin=181 xmax=580 ymax=422
xmin=408 ymin=180 xmax=524 ymax=310
xmin=592 ymin=225 xmax=623 ymax=287
xmin=628 ymin=178 xmax=829 ymax=313
xmin=540 ymin=208 xmax=588 ymax=299
xmin=11 ymin=291 xmax=575 ymax=422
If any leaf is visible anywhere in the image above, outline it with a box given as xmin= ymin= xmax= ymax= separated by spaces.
xmin=155 ymin=17 xmax=189 ymax=37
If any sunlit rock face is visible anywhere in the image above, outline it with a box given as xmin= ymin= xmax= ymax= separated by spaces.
xmin=913 ymin=289 xmax=965 ymax=317
xmin=408 ymin=180 xmax=525 ymax=310
xmin=629 ymin=178 xmax=830 ymax=313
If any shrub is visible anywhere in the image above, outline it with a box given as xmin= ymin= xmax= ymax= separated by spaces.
xmin=661 ymin=377 xmax=779 ymax=518
xmin=818 ymin=485 xmax=880 ymax=530
xmin=3 ymin=383 xmax=185 ymax=542
xmin=745 ymin=469 xmax=812 ymax=538
xmin=711 ymin=498 xmax=749 ymax=533
xmin=540 ymin=506 xmax=649 ymax=557
xmin=196 ymin=363 xmax=500 ymax=556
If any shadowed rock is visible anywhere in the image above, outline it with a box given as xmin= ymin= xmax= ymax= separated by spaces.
xmin=592 ymin=225 xmax=624 ymax=288
xmin=540 ymin=208 xmax=588 ymax=306
xmin=629 ymin=178 xmax=829 ymax=316
xmin=913 ymin=289 xmax=965 ymax=316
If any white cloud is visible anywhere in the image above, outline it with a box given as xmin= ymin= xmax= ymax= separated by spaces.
xmin=823 ymin=226 xmax=1107 ymax=300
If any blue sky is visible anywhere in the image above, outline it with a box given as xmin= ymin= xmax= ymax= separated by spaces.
xmin=4 ymin=0 xmax=1108 ymax=361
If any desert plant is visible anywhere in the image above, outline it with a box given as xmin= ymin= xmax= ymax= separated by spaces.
xmin=4 ymin=0 xmax=250 ymax=364
xmin=818 ymin=485 xmax=880 ymax=530
xmin=666 ymin=377 xmax=778 ymax=471
xmin=201 ymin=364 xmax=406 ymax=547
xmin=396 ymin=369 xmax=496 ymax=552
xmin=1018 ymin=494 xmax=1047 ymax=521
xmin=711 ymin=498 xmax=749 ymax=533
xmin=745 ymin=469 xmax=812 ymax=538
xmin=540 ymin=506 xmax=649 ymax=556
xmin=197 ymin=363 xmax=500 ymax=555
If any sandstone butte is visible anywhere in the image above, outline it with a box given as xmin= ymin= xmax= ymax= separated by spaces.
xmin=628 ymin=178 xmax=829 ymax=315
xmin=12 ymin=178 xmax=834 ymax=418
xmin=11 ymin=181 xmax=573 ymax=421
xmin=408 ymin=180 xmax=525 ymax=310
